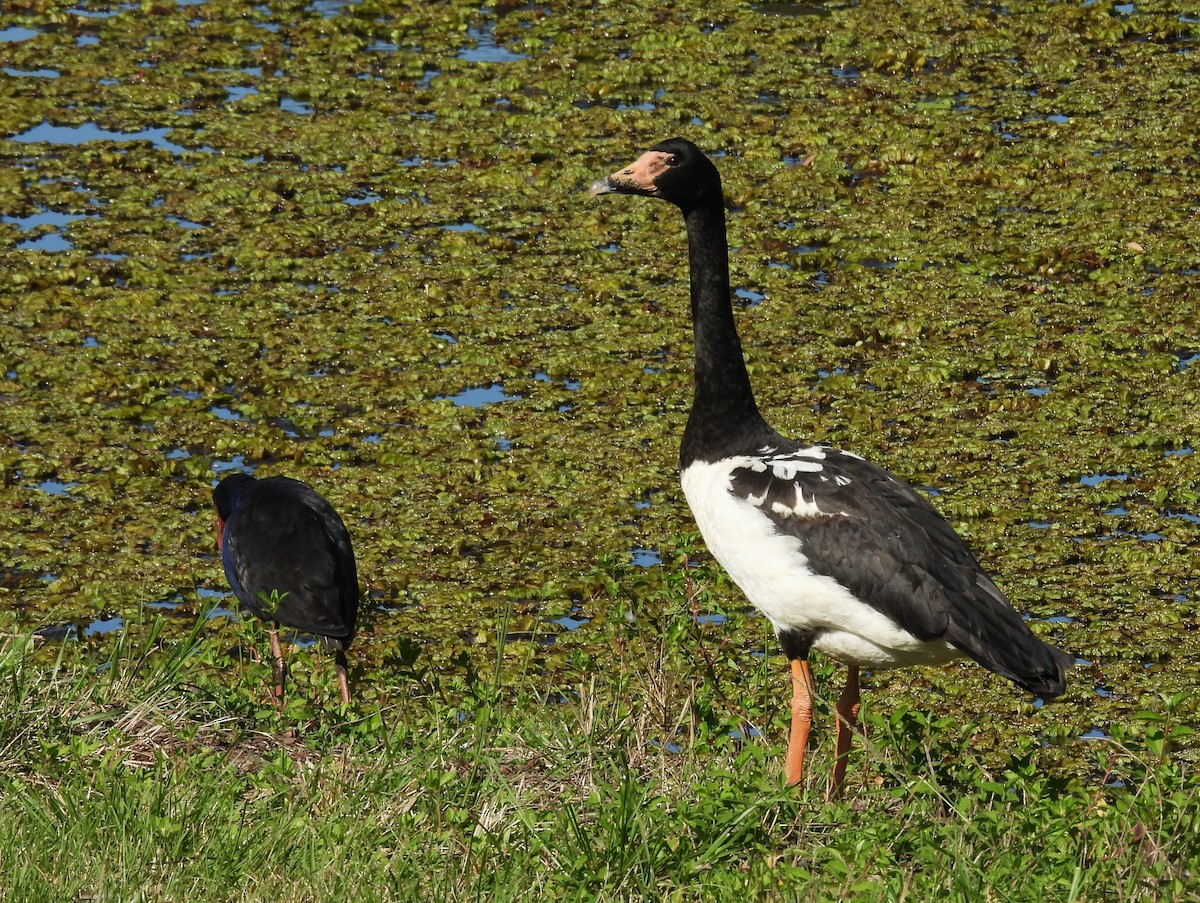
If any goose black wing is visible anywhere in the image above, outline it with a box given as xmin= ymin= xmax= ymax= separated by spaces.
xmin=729 ymin=444 xmax=1069 ymax=695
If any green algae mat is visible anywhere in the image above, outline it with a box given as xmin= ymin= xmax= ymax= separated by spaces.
xmin=1 ymin=0 xmax=1198 ymax=773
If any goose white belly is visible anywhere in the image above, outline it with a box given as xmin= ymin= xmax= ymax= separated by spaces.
xmin=680 ymin=457 xmax=961 ymax=670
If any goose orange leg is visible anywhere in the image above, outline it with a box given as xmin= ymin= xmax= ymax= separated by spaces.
xmin=335 ymin=651 xmax=351 ymax=704
xmin=785 ymin=658 xmax=816 ymax=786
xmin=829 ymin=665 xmax=861 ymax=798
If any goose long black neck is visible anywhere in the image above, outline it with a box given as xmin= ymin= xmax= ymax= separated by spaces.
xmin=679 ymin=195 xmax=770 ymax=466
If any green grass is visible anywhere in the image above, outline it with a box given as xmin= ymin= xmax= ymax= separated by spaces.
xmin=2 ymin=609 xmax=1196 ymax=902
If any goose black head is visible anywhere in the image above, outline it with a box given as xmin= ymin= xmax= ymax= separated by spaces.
xmin=590 ymin=137 xmax=722 ymax=213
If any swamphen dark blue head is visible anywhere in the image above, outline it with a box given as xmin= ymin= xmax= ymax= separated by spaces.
xmin=213 ymin=472 xmax=359 ymax=704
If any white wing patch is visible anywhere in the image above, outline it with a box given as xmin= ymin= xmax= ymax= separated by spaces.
xmin=749 ymin=445 xmax=837 ymax=484
xmin=718 ymin=449 xmax=838 ymax=519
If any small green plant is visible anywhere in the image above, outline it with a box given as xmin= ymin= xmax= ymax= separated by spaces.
xmin=254 ymin=589 xmax=289 ymax=617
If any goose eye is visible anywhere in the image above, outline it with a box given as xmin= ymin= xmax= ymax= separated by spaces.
xmin=665 ymin=155 xmax=679 ymax=166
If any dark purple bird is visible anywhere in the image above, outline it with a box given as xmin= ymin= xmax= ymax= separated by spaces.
xmin=213 ymin=473 xmax=359 ymax=704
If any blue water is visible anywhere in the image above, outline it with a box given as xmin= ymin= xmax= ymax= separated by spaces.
xmin=86 ymin=615 xmax=124 ymax=636
xmin=630 ymin=547 xmax=661 ymax=568
xmin=0 ymin=26 xmax=41 ymax=41
xmin=280 ymin=97 xmax=313 ymax=115
xmin=3 ymin=67 xmax=59 ymax=77
xmin=438 ymin=383 xmax=520 ymax=407
xmin=32 ymin=479 xmax=80 ymax=495
xmin=223 ymin=83 xmax=258 ymax=101
xmin=457 ymin=24 xmax=527 ymax=63
xmin=5 ymin=209 xmax=99 ymax=252
xmin=11 ymin=121 xmax=190 ymax=154
xmin=211 ymin=455 xmax=255 ymax=475
xmin=17 ymin=233 xmax=76 ymax=251
xmin=66 ymin=5 xmax=134 ymax=18
xmin=1079 ymin=472 xmax=1131 ymax=487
